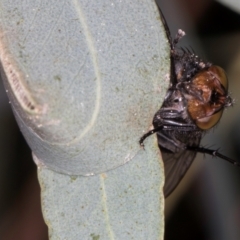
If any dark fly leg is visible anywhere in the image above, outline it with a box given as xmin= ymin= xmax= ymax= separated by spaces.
xmin=139 ymin=126 xmax=163 ymax=147
xmin=139 ymin=122 xmax=198 ymax=147
xmin=186 ymin=146 xmax=240 ymax=167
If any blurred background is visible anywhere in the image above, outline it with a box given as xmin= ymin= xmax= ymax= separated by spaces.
xmin=0 ymin=73 xmax=48 ymax=236
xmin=0 ymin=0 xmax=240 ymax=239
xmin=157 ymin=0 xmax=240 ymax=239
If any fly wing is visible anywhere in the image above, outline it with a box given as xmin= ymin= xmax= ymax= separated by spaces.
xmin=160 ymin=147 xmax=197 ymax=197
xmin=156 ymin=129 xmax=202 ymax=198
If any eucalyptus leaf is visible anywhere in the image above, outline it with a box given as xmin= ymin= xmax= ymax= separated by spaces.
xmin=38 ymin=137 xmax=164 ymax=239
xmin=0 ymin=0 xmax=170 ymax=239
xmin=0 ymin=0 xmax=169 ymax=175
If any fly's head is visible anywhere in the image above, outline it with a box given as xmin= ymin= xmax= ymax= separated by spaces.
xmin=179 ymin=65 xmax=233 ymax=130
xmin=167 ymin=30 xmax=233 ymax=131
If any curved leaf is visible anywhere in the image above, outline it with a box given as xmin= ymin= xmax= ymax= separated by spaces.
xmin=0 ymin=0 xmax=170 ymax=239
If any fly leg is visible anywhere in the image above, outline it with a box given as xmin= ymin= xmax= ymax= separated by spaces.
xmin=139 ymin=126 xmax=163 ymax=147
xmin=139 ymin=122 xmax=198 ymax=148
xmin=186 ymin=146 xmax=240 ymax=167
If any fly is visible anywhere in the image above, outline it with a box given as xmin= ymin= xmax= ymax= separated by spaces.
xmin=139 ymin=6 xmax=239 ymax=198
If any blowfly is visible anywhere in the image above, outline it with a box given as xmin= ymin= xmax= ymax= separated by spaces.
xmin=140 ymin=6 xmax=239 ymax=198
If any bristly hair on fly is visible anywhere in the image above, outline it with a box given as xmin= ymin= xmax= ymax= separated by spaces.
xmin=139 ymin=5 xmax=237 ymax=198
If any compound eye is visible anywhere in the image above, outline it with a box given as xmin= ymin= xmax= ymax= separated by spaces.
xmin=187 ymin=65 xmax=229 ymax=130
xmin=196 ymin=110 xmax=223 ymax=130
xmin=209 ymin=65 xmax=228 ymax=90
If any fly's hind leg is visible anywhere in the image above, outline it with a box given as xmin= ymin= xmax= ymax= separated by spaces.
xmin=186 ymin=146 xmax=240 ymax=167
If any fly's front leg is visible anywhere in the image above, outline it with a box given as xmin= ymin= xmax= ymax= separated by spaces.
xmin=139 ymin=126 xmax=163 ymax=148
xmin=139 ymin=120 xmax=198 ymax=148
